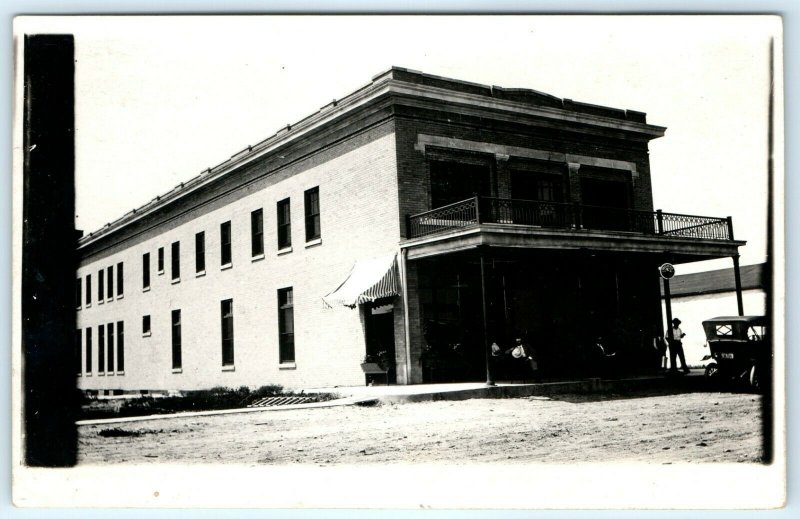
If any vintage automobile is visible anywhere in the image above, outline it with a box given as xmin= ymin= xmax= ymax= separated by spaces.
xmin=701 ymin=315 xmax=769 ymax=389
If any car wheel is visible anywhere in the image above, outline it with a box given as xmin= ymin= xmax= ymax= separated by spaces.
xmin=749 ymin=365 xmax=760 ymax=390
xmin=705 ymin=363 xmax=719 ymax=379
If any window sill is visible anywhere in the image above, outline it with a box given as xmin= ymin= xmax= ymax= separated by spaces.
xmin=196 ymin=270 xmax=206 ymax=278
xmin=85 ymin=373 xmax=92 ymax=377
xmin=279 ymin=362 xmax=297 ymax=370
xmin=305 ymin=237 xmax=322 ymax=248
xmin=85 ymin=304 xmax=92 ymax=309
xmin=76 ymin=306 xmax=82 ymax=311
xmin=116 ymin=294 xmax=124 ymax=300
xmin=172 ymin=368 xmax=182 ymax=374
xmin=143 ymin=332 xmax=151 ymax=338
xmin=220 ymin=263 xmax=233 ymax=271
xmin=116 ymin=371 xmax=125 ymax=376
xmin=98 ymin=301 xmax=104 ymax=306
xmin=107 ymin=372 xmax=115 ymax=377
xmin=251 ymin=253 xmax=265 ymax=263
xmin=105 ymin=298 xmax=113 ymax=304
xmin=98 ymin=372 xmax=105 ymax=377
xmin=77 ymin=373 xmax=81 ymax=377
xmin=171 ymin=278 xmax=181 ymax=285
xmin=143 ymin=286 xmax=151 ymax=293
xmin=158 ymin=270 xmax=164 ymax=276
xmin=277 ymin=246 xmax=293 ymax=256
xmin=222 ymin=365 xmax=235 ymax=372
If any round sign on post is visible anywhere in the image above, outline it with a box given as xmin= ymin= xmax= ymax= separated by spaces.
xmin=659 ymin=263 xmax=675 ymax=279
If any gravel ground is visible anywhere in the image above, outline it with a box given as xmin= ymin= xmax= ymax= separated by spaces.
xmin=77 ymin=390 xmax=764 ymax=465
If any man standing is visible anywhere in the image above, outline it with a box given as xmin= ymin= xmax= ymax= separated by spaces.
xmin=668 ymin=318 xmax=690 ymax=374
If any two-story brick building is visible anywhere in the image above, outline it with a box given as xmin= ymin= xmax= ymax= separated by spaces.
xmin=74 ymin=67 xmax=745 ymax=392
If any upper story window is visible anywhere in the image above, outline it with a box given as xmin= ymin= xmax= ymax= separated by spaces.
xmin=277 ymin=198 xmax=291 ymax=250
xmin=142 ymin=252 xmax=151 ymax=290
xmin=106 ymin=265 xmax=114 ymax=300
xmin=75 ymin=278 xmax=82 ymax=309
xmin=85 ymin=274 xmax=92 ymax=306
xmin=304 ymin=187 xmax=321 ymax=242
xmin=251 ymin=209 xmax=264 ymax=257
xmin=116 ymin=262 xmax=124 ymax=297
xmin=158 ymin=247 xmax=165 ymax=274
xmin=220 ymin=221 xmax=232 ymax=266
xmin=196 ymin=231 xmax=206 ymax=273
xmin=98 ymin=269 xmax=104 ymax=303
xmin=429 ymin=159 xmax=492 ymax=208
xmin=171 ymin=241 xmax=180 ymax=281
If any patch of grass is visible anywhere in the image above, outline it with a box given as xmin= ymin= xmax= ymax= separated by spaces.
xmin=80 ymin=385 xmax=337 ymax=420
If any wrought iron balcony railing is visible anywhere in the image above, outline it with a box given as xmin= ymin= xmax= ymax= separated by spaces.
xmin=406 ymin=196 xmax=733 ymax=241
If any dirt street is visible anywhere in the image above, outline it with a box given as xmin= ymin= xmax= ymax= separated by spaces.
xmin=77 ymin=391 xmax=764 ymax=465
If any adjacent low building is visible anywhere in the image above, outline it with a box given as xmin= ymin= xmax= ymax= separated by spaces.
xmin=74 ymin=67 xmax=745 ymax=392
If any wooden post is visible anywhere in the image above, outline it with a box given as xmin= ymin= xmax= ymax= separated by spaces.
xmin=732 ymin=254 xmax=744 ymax=316
xmin=656 ymin=209 xmax=664 ymax=234
xmin=479 ymin=246 xmax=495 ymax=386
xmin=663 ymin=277 xmax=674 ymax=342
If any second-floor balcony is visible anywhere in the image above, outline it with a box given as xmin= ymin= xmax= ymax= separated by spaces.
xmin=407 ymin=196 xmax=735 ymax=242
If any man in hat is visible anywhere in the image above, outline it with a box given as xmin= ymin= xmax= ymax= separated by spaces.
xmin=668 ymin=318 xmax=690 ymax=374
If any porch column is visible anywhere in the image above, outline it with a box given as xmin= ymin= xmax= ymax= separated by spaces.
xmin=732 ymin=254 xmax=744 ymax=316
xmin=478 ymin=246 xmax=495 ymax=386
xmin=495 ymin=153 xmax=511 ymax=198
xmin=567 ymin=162 xmax=582 ymax=203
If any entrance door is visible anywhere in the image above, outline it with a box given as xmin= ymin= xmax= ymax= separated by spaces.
xmin=365 ymin=303 xmax=396 ymax=384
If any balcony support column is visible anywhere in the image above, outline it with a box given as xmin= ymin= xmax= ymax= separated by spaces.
xmin=567 ymin=162 xmax=582 ymax=203
xmin=495 ymin=154 xmax=511 ymax=199
xmin=478 ymin=245 xmax=495 ymax=386
xmin=732 ymin=254 xmax=744 ymax=316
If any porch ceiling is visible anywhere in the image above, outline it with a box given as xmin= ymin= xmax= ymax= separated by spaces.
xmin=400 ymin=224 xmax=745 ymax=264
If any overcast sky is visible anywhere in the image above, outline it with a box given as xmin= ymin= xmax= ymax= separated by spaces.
xmin=22 ymin=15 xmax=780 ymax=274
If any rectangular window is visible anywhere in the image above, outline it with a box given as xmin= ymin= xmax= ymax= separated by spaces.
xmin=107 ymin=265 xmax=114 ymax=300
xmin=76 ymin=278 xmax=82 ymax=308
xmin=278 ymin=288 xmax=295 ymax=363
xmin=142 ymin=252 xmax=150 ymax=289
xmin=75 ymin=329 xmax=82 ymax=374
xmin=304 ymin=187 xmax=321 ymax=241
xmin=171 ymin=310 xmax=182 ymax=370
xmin=143 ymin=315 xmax=151 ymax=336
xmin=117 ymin=262 xmax=124 ymax=296
xmin=195 ymin=231 xmax=206 ymax=273
xmin=86 ymin=274 xmax=92 ymax=306
xmin=221 ymin=299 xmax=234 ymax=366
xmin=158 ymin=247 xmax=165 ymax=274
xmin=171 ymin=241 xmax=180 ymax=281
xmin=85 ymin=327 xmax=93 ymax=374
xmin=107 ymin=322 xmax=115 ymax=373
xmin=116 ymin=321 xmax=124 ymax=372
xmin=251 ymin=209 xmax=264 ymax=256
xmin=98 ymin=269 xmax=104 ymax=302
xmin=277 ymin=198 xmax=291 ymax=249
xmin=220 ymin=221 xmax=232 ymax=266
xmin=98 ymin=325 xmax=105 ymax=374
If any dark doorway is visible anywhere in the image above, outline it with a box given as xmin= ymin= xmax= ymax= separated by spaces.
xmin=430 ymin=160 xmax=492 ymax=208
xmin=365 ymin=302 xmax=397 ymax=384
xmin=581 ymin=178 xmax=631 ymax=231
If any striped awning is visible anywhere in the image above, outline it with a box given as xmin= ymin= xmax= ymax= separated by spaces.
xmin=323 ymin=253 xmax=399 ymax=308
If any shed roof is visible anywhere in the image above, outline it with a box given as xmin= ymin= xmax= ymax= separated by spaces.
xmin=662 ymin=263 xmax=765 ymax=297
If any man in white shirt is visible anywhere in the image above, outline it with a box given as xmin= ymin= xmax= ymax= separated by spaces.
xmin=669 ymin=317 xmax=690 ymax=374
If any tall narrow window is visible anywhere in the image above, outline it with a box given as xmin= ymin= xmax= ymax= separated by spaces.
xmin=304 ymin=187 xmax=321 ymax=241
xmin=278 ymin=288 xmax=295 ymax=363
xmin=195 ymin=231 xmax=206 ymax=273
xmin=86 ymin=274 xmax=92 ymax=306
xmin=142 ymin=315 xmax=151 ymax=336
xmin=76 ymin=278 xmax=82 ymax=308
xmin=107 ymin=265 xmax=114 ymax=300
xmin=221 ymin=299 xmax=234 ymax=367
xmin=251 ymin=209 xmax=264 ymax=257
xmin=116 ymin=321 xmax=124 ymax=373
xmin=98 ymin=269 xmax=104 ymax=303
xmin=171 ymin=310 xmax=182 ymax=370
xmin=98 ymin=325 xmax=105 ymax=374
xmin=220 ymin=221 xmax=232 ymax=266
xmin=277 ymin=198 xmax=291 ymax=249
xmin=117 ymin=262 xmax=124 ymax=297
xmin=75 ymin=329 xmax=82 ymax=374
xmin=85 ymin=327 xmax=93 ymax=374
xmin=107 ymin=322 xmax=115 ymax=373
xmin=142 ymin=252 xmax=150 ymax=289
xmin=171 ymin=241 xmax=180 ymax=281
xmin=158 ymin=247 xmax=165 ymax=274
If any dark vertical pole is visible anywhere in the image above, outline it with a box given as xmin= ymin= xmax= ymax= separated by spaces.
xmin=22 ymin=34 xmax=78 ymax=466
xmin=663 ymin=278 xmax=674 ymax=342
xmin=656 ymin=209 xmax=664 ymax=235
xmin=479 ymin=247 xmax=494 ymax=386
xmin=732 ymin=254 xmax=744 ymax=316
